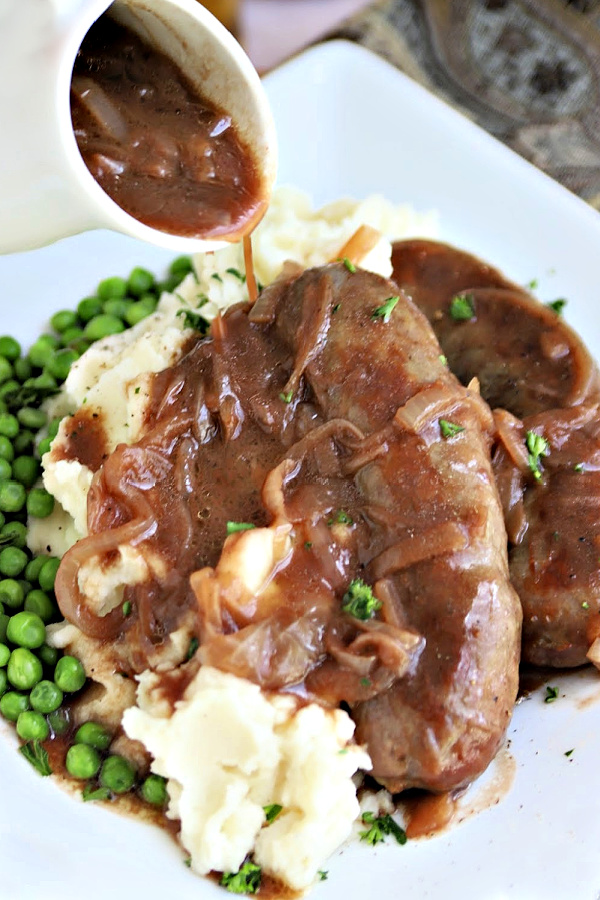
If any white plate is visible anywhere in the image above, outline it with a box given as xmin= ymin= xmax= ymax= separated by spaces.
xmin=2 ymin=39 xmax=600 ymax=900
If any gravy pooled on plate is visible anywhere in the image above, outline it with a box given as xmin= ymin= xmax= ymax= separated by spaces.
xmin=70 ymin=15 xmax=266 ymax=239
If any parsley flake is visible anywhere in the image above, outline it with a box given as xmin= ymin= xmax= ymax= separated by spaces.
xmin=565 ymin=748 xmax=574 ymax=757
xmin=318 ymin=870 xmax=329 ymax=881
xmin=263 ymin=803 xmax=283 ymax=824
xmin=526 ymin=278 xmax=539 ymax=290
xmin=20 ymin=740 xmax=52 ymax=777
xmin=574 ymin=463 xmax=585 ymax=473
xmin=546 ymin=298 xmax=567 ymax=315
xmin=360 ymin=677 xmax=372 ymax=688
xmin=122 ymin=600 xmax=132 ymax=617
xmin=82 ymin=784 xmax=111 ymax=802
xmin=342 ymin=579 xmax=382 ymax=621
xmin=359 ymin=812 xmax=407 ymax=847
xmin=332 ymin=303 xmax=341 ymax=313
xmin=186 ymin=637 xmax=199 ymax=661
xmin=545 ymin=685 xmax=559 ymax=703
xmin=526 ymin=431 xmax=549 ymax=481
xmin=582 ymin=601 xmax=590 ymax=610
xmin=342 ymin=257 xmax=357 ymax=273
xmin=212 ymin=273 xmax=223 ymax=283
xmin=184 ymin=856 xmax=192 ymax=868
xmin=304 ymin=541 xmax=313 ymax=550
xmin=221 ymin=861 xmax=261 ymax=894
xmin=279 ymin=390 xmax=293 ymax=404
xmin=176 ymin=308 xmax=209 ymax=334
xmin=226 ymin=522 xmax=256 ymax=535
xmin=439 ymin=419 xmax=465 ymax=439
xmin=449 ymin=293 xmax=475 ymax=321
xmin=225 ymin=267 xmax=246 ymax=283
xmin=372 ymin=295 xmax=400 ymax=323
xmin=328 ymin=509 xmax=353 ymax=526
xmin=439 ymin=354 xmax=448 ymax=366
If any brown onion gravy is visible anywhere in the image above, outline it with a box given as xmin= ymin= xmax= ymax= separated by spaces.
xmin=71 ymin=15 xmax=266 ymax=239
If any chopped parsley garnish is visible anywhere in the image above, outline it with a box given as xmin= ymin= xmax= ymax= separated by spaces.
xmin=226 ymin=267 xmax=246 ymax=283
xmin=211 ymin=273 xmax=223 ymax=283
xmin=439 ymin=354 xmax=448 ymax=366
xmin=372 ymin=295 xmax=400 ymax=324
xmin=184 ymin=856 xmax=192 ymax=868
xmin=582 ymin=601 xmax=590 ymax=609
xmin=122 ymin=600 xmax=132 ymax=617
xmin=449 ymin=292 xmax=475 ymax=321
xmin=318 ymin=870 xmax=329 ymax=881
xmin=574 ymin=463 xmax=584 ymax=473
xmin=359 ymin=812 xmax=407 ymax=846
xmin=526 ymin=430 xmax=549 ymax=481
xmin=546 ymin=298 xmax=567 ymax=315
xmin=221 ymin=861 xmax=262 ymax=894
xmin=360 ymin=677 xmax=372 ymax=688
xmin=186 ymin=637 xmax=199 ymax=661
xmin=176 ymin=308 xmax=209 ymax=334
xmin=263 ymin=803 xmax=283 ymax=824
xmin=439 ymin=419 xmax=465 ymax=439
xmin=82 ymin=784 xmax=111 ymax=802
xmin=328 ymin=509 xmax=353 ymax=526
xmin=526 ymin=278 xmax=539 ymax=290
xmin=342 ymin=579 xmax=382 ymax=620
xmin=332 ymin=303 xmax=341 ymax=314
xmin=279 ymin=390 xmax=293 ymax=404
xmin=304 ymin=541 xmax=313 ymax=550
xmin=226 ymin=522 xmax=256 ymax=535
xmin=544 ymin=685 xmax=559 ymax=703
xmin=343 ymin=257 xmax=357 ymax=273
xmin=20 ymin=740 xmax=52 ymax=777
xmin=565 ymin=748 xmax=574 ymax=757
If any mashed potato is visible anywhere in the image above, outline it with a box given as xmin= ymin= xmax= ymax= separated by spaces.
xmin=33 ymin=188 xmax=437 ymax=892
xmin=123 ymin=666 xmax=370 ymax=890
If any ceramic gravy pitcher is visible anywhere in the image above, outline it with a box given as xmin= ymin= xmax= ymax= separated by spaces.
xmin=0 ymin=0 xmax=277 ymax=254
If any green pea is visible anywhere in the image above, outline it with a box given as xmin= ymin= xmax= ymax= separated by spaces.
xmin=0 ymin=337 xmax=21 ymax=362
xmin=75 ymin=721 xmax=111 ymax=751
xmin=103 ymin=299 xmax=132 ymax=319
xmin=24 ymin=589 xmax=56 ymax=624
xmin=28 ymin=335 xmax=60 ymax=369
xmin=83 ymin=315 xmax=125 ymax=342
xmin=38 ymin=557 xmax=60 ymax=592
xmin=7 ymin=647 xmax=42 ymax=690
xmin=158 ymin=275 xmax=183 ymax=294
xmin=48 ymin=707 xmax=70 ymax=735
xmin=47 ymin=348 xmax=79 ymax=383
xmin=77 ymin=296 xmax=102 ymax=322
xmin=0 ymin=578 xmax=25 ymax=609
xmin=0 ymin=643 xmax=10 ymax=666
xmin=17 ymin=407 xmax=47 ymax=430
xmin=127 ymin=267 xmax=155 ymax=297
xmin=14 ymin=430 xmax=34 ymax=455
xmin=0 ymin=521 xmax=28 ymax=548
xmin=67 ymin=339 xmax=90 ymax=357
xmin=25 ymin=371 xmax=57 ymax=393
xmin=50 ymin=310 xmax=78 ymax=334
xmin=0 ymin=379 xmax=20 ymax=403
xmin=0 ymin=414 xmax=19 ymax=439
xmin=0 ymin=458 xmax=12 ymax=480
xmin=27 ymin=488 xmax=54 ymax=519
xmin=169 ymin=256 xmax=194 ymax=279
xmin=97 ymin=276 xmax=127 ymax=302
xmin=37 ymin=437 xmax=52 ymax=458
xmin=141 ymin=774 xmax=168 ymax=806
xmin=0 ymin=669 xmax=6 ymax=695
xmin=66 ymin=743 xmax=101 ymax=780
xmin=47 ymin=418 xmax=62 ymax=440
xmin=30 ymin=679 xmax=63 ymax=714
xmin=25 ymin=556 xmax=47 ymax=583
xmin=0 ymin=690 xmax=29 ymax=720
xmin=54 ymin=655 xmax=85 ymax=692
xmin=16 ymin=710 xmax=49 ymax=741
xmin=124 ymin=302 xmax=153 ymax=327
xmin=0 ymin=357 xmax=13 ymax=385
xmin=38 ymin=643 xmax=59 ymax=668
xmin=61 ymin=326 xmax=84 ymax=346
xmin=0 ymin=482 xmax=26 ymax=514
xmin=0 ymin=613 xmax=8 ymax=642
xmin=0 ymin=546 xmax=28 ymax=577
xmin=7 ymin=611 xmax=45 ymax=649
xmin=100 ymin=754 xmax=136 ymax=794
xmin=12 ymin=455 xmax=40 ymax=488
xmin=13 ymin=357 xmax=32 ymax=383
xmin=0 ymin=436 xmax=14 ymax=462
